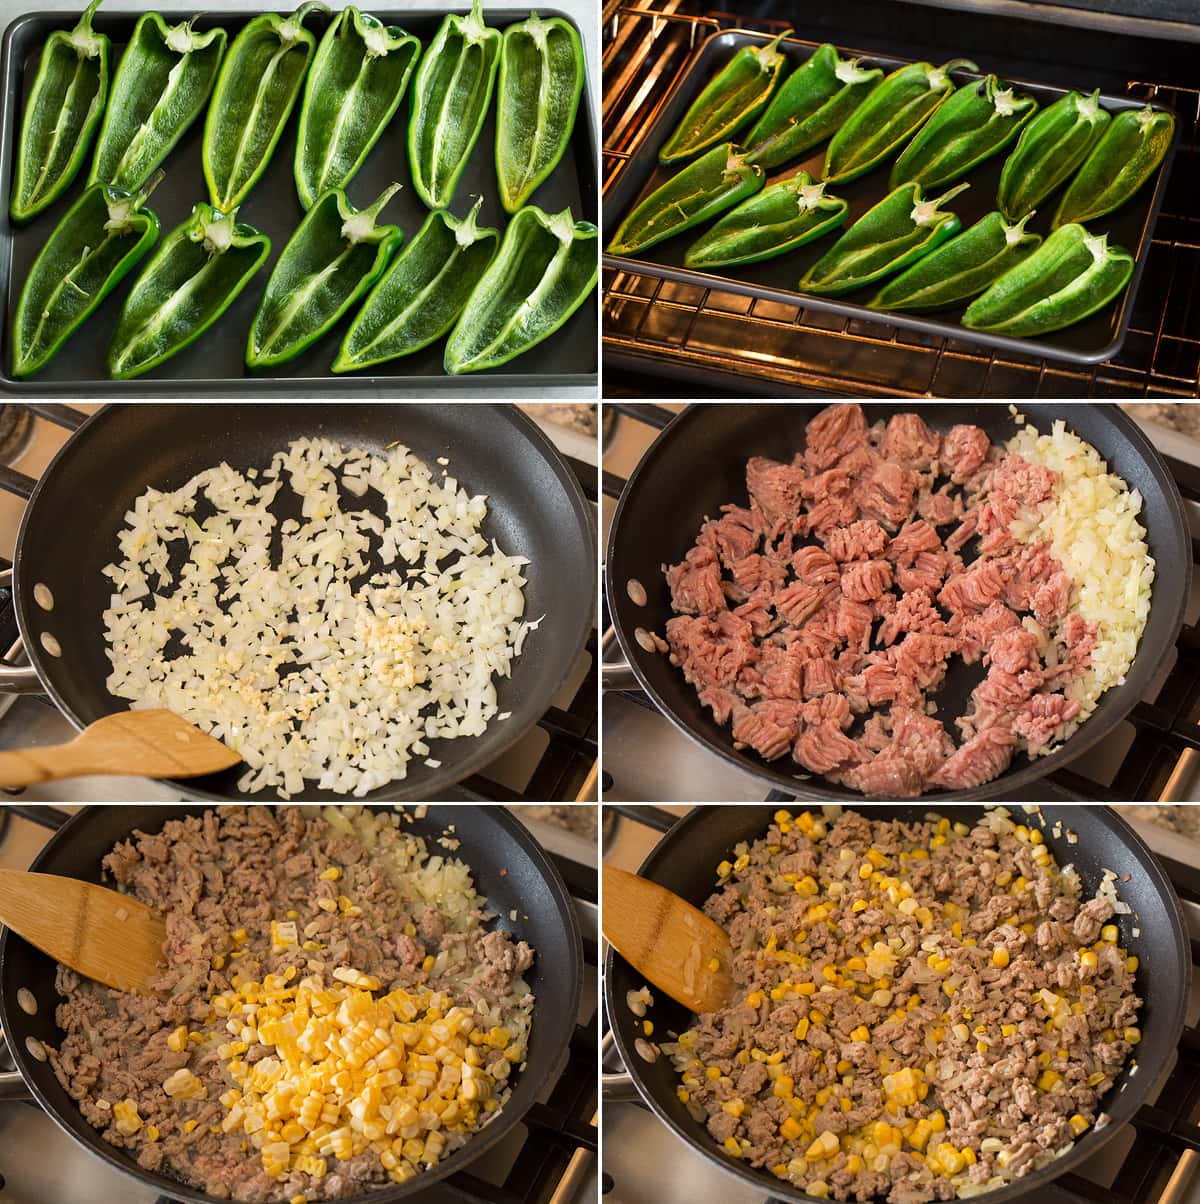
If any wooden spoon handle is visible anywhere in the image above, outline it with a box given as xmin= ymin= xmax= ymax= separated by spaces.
xmin=0 ymin=744 xmax=80 ymax=787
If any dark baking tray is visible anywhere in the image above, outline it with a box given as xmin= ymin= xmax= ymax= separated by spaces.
xmin=603 ymin=30 xmax=1177 ymax=366
xmin=0 ymin=7 xmax=598 ymax=394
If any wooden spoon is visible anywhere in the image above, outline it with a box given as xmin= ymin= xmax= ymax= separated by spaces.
xmin=0 ymin=709 xmax=241 ymax=787
xmin=603 ymin=865 xmax=735 ymax=1014
xmin=0 ymin=871 xmax=167 ymax=992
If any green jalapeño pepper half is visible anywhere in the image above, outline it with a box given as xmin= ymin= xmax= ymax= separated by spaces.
xmin=997 ymin=88 xmax=1110 ymax=222
xmin=870 ymin=210 xmax=1041 ymax=311
xmin=890 ymin=74 xmax=1038 ymax=191
xmin=89 ymin=14 xmax=226 ymax=193
xmin=294 ymin=8 xmax=420 ymax=210
xmin=445 ymin=205 xmax=597 ymax=374
xmin=12 ymin=176 xmax=161 ymax=378
xmin=823 ymin=58 xmax=976 ymax=185
xmin=408 ymin=0 xmax=502 ymax=211
xmin=495 ymin=13 xmax=585 ymax=213
xmin=247 ymin=183 xmax=404 ymax=369
xmin=1053 ymin=104 xmax=1175 ymax=228
xmin=684 ymin=173 xmax=848 ymax=269
xmin=10 ymin=0 xmax=110 ymax=223
xmin=658 ymin=31 xmax=790 ymax=166
xmin=799 ymin=180 xmax=969 ymax=295
xmin=607 ymin=144 xmax=765 ymax=256
xmin=963 ymin=222 xmax=1133 ymax=337
xmin=108 ymin=203 xmax=271 ymax=379
xmin=744 ymin=43 xmax=883 ymax=171
xmin=202 ymin=1 xmax=328 ymax=213
xmin=334 ymin=198 xmax=500 ymax=372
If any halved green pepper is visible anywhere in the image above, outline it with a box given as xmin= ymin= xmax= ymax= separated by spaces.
xmin=658 ymin=32 xmax=790 ymax=165
xmin=997 ymin=88 xmax=1110 ymax=221
xmin=869 ymin=210 xmax=1041 ymax=311
xmin=12 ymin=177 xmax=161 ymax=378
xmin=744 ymin=43 xmax=882 ymax=170
xmin=889 ymin=74 xmax=1038 ymax=191
xmin=408 ymin=0 xmax=501 ymax=211
xmin=10 ymin=0 xmax=110 ymax=223
xmin=963 ymin=222 xmax=1133 ymax=336
xmin=799 ymin=180 xmax=969 ymax=295
xmin=294 ymin=8 xmax=420 ymax=210
xmin=247 ymin=184 xmax=404 ymax=370
xmin=89 ymin=14 xmax=226 ymax=192
xmin=823 ymin=58 xmax=976 ymax=184
xmin=1053 ymin=105 xmax=1175 ymax=228
xmin=108 ymin=203 xmax=271 ymax=379
xmin=495 ymin=12 xmax=585 ymax=212
xmin=202 ymin=2 xmax=327 ymax=213
xmin=607 ymin=144 xmax=765 ymax=256
xmin=684 ymin=173 xmax=848 ymax=268
xmin=445 ymin=205 xmax=597 ymax=374
xmin=335 ymin=198 xmax=500 ymax=372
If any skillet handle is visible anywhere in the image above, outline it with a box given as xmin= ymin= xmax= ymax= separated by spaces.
xmin=602 ymin=627 xmax=641 ymax=692
xmin=602 ymin=1069 xmax=642 ymax=1102
xmin=0 ymin=665 xmax=44 ymax=695
xmin=0 ymin=1070 xmax=32 ymax=1100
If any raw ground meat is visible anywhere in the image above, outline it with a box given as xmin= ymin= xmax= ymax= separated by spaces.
xmin=662 ymin=807 xmax=1142 ymax=1204
xmin=660 ymin=405 xmax=1099 ymax=797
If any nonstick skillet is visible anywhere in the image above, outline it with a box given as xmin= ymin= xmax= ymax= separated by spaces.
xmin=605 ymin=403 xmax=1190 ymax=800
xmin=604 ymin=803 xmax=1189 ymax=1204
xmin=0 ymin=803 xmax=583 ymax=1204
xmin=0 ymin=403 xmax=596 ymax=800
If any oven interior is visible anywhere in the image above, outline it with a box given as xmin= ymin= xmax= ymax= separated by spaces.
xmin=602 ymin=0 xmax=1200 ymax=397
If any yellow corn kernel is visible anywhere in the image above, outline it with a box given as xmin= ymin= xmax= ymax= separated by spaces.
xmin=1038 ymin=1069 xmax=1060 ymax=1092
xmin=934 ymin=1143 xmax=963 ymax=1174
xmin=909 ymin=1121 xmax=932 ymax=1151
xmin=1101 ymin=925 xmax=1119 ymax=944
xmin=723 ymin=1100 xmax=746 ymax=1118
xmin=145 ymin=1125 xmax=160 ymax=1142
xmin=991 ymin=948 xmax=1010 ymax=969
xmin=794 ymin=1018 xmax=810 ymax=1041
xmin=929 ymin=1111 xmax=945 ymax=1132
xmin=962 ymin=1146 xmax=977 ymax=1166
xmin=930 ymin=835 xmax=946 ymax=850
xmin=1125 ymin=956 xmax=1139 ymax=973
xmin=318 ymin=866 xmax=341 ymax=881
xmin=850 ymin=1026 xmax=870 ymax=1043
xmin=707 ymin=958 xmax=720 ymax=973
xmin=643 ymin=1020 xmax=654 ymax=1036
xmin=705 ymin=1067 xmax=722 ymax=1081
xmin=1069 ymin=1114 xmax=1089 ymax=1136
xmin=806 ymin=1131 xmax=840 ymax=1161
xmin=1080 ymin=951 xmax=1098 ymax=971
xmin=942 ymin=983 xmax=957 ymax=998
xmin=807 ymin=1182 xmax=830 ymax=1200
xmin=167 ymin=1026 xmax=189 ymax=1052
xmin=795 ymin=875 xmax=819 ymax=897
xmin=733 ymin=854 xmax=750 ymax=873
xmin=780 ymin=1116 xmax=803 ymax=1141
xmin=746 ymin=991 xmax=764 ymax=1009
xmin=852 ymin=899 xmax=868 ymax=913
xmin=1124 ymin=1027 xmax=1142 ymax=1045
xmin=1001 ymin=1024 xmax=1017 ymax=1038
xmin=113 ymin=1099 xmax=142 ymax=1137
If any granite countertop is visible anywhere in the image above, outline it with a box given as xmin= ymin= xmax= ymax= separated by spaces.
xmin=1122 ymin=403 xmax=1200 ymax=440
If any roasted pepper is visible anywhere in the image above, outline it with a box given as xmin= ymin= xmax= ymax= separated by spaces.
xmin=744 ymin=43 xmax=882 ymax=170
xmin=407 ymin=0 xmax=501 ymax=211
xmin=684 ymin=173 xmax=848 ymax=268
xmin=108 ymin=203 xmax=271 ymax=379
xmin=658 ymin=32 xmax=790 ymax=165
xmin=823 ymin=58 xmax=976 ymax=184
xmin=963 ymin=222 xmax=1133 ymax=336
xmin=247 ymin=184 xmax=404 ymax=370
xmin=607 ymin=144 xmax=764 ymax=255
xmin=334 ymin=198 xmax=500 ymax=372
xmin=294 ymin=8 xmax=419 ymax=210
xmin=495 ymin=12 xmax=584 ymax=212
xmin=89 ymin=14 xmax=226 ymax=192
xmin=889 ymin=74 xmax=1037 ymax=191
xmin=1053 ymin=105 xmax=1174 ymax=228
xmin=11 ymin=177 xmax=161 ymax=378
xmin=10 ymin=0 xmax=110 ymax=223
xmin=799 ymin=180 xmax=969 ymax=295
xmin=445 ymin=205 xmax=597 ymax=373
xmin=869 ymin=210 xmax=1040 ymax=311
xmin=997 ymin=88 xmax=1110 ymax=221
xmin=202 ymin=2 xmax=326 ymax=212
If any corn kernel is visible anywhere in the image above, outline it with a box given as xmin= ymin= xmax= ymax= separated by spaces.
xmin=1038 ymin=1069 xmax=1061 ymax=1092
xmin=1124 ymin=1026 xmax=1142 ymax=1045
xmin=991 ymin=948 xmax=1010 ymax=969
xmin=1069 ymin=1114 xmax=1089 ymax=1136
xmin=1100 ymin=925 xmax=1119 ymax=944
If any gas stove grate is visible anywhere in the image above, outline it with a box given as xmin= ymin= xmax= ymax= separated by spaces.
xmin=601 ymin=3 xmax=1200 ymax=399
xmin=603 ymin=804 xmax=1200 ymax=1204
xmin=601 ymin=403 xmax=1200 ymax=803
xmin=0 ymin=406 xmax=598 ymax=805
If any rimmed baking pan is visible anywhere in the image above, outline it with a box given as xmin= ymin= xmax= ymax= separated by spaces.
xmin=602 ymin=30 xmax=1176 ymax=367
xmin=0 ymin=7 xmax=598 ymax=394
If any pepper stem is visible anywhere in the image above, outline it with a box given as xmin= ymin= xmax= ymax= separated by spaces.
xmin=754 ymin=29 xmax=791 ymax=68
xmin=70 ymin=0 xmax=107 ymax=58
xmin=455 ymin=196 xmax=487 ymax=248
xmin=911 ymin=181 xmax=969 ymax=226
xmin=795 ymin=179 xmax=827 ymax=211
xmin=1137 ymin=104 xmax=1159 ymax=132
xmin=927 ymin=58 xmax=977 ymax=90
xmin=835 ymin=56 xmax=877 ymax=86
xmin=1083 ymin=232 xmax=1109 ymax=264
xmin=104 ymin=168 xmax=165 ymax=229
xmin=461 ymin=0 xmax=489 ymax=43
xmin=547 ymin=207 xmax=576 ymax=246
xmin=1002 ymin=210 xmax=1035 ymax=246
xmin=279 ymin=1 xmax=329 ymax=43
xmin=197 ymin=205 xmax=238 ymax=254
xmin=1078 ymin=88 xmax=1102 ymax=121
xmin=341 ymin=182 xmax=403 ymax=244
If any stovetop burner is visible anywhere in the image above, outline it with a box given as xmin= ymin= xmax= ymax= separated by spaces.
xmin=0 ymin=410 xmax=32 ymax=468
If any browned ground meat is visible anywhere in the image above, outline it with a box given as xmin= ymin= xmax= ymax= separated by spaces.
xmin=48 ymin=807 xmax=535 ymax=1203
xmin=664 ymin=808 xmax=1140 ymax=1204
xmin=662 ymin=404 xmax=1097 ymax=797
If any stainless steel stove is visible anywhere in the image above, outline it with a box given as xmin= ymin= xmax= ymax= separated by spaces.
xmin=601 ymin=403 xmax=1200 ymax=803
xmin=0 ymin=404 xmax=599 ymax=803
xmin=601 ymin=804 xmax=1200 ymax=1204
xmin=0 ymin=804 xmax=599 ymax=1204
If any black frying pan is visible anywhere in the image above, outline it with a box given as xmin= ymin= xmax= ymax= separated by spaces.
xmin=0 ymin=803 xmax=584 ymax=1204
xmin=605 ymin=803 xmax=1189 ymax=1204
xmin=606 ymin=403 xmax=1190 ymax=800
xmin=0 ymin=403 xmax=596 ymax=800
